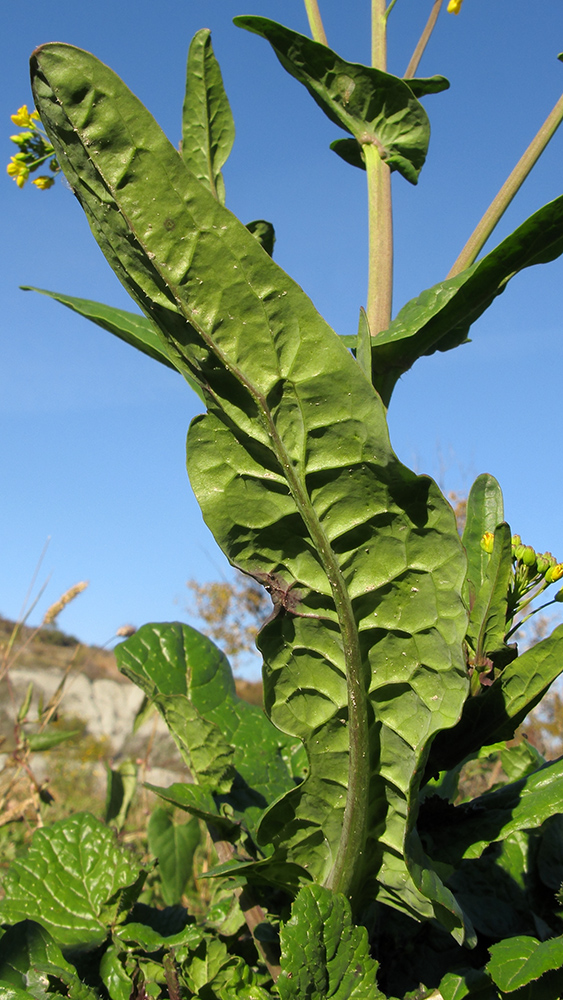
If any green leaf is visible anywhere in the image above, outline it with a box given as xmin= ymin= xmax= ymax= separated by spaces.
xmin=0 ymin=921 xmax=75 ymax=989
xmin=277 ymin=884 xmax=383 ymax=999
xmin=462 ymin=474 xmax=505 ymax=606
xmin=99 ymin=946 xmax=133 ymax=1000
xmin=424 ymin=756 xmax=563 ymax=867
xmin=144 ymin=781 xmax=239 ymax=831
xmin=487 ymin=934 xmax=563 ymax=993
xmin=105 ymin=760 xmax=137 ymax=831
xmin=404 ymin=75 xmax=450 ymax=98
xmin=245 ymin=219 xmax=276 ymax=257
xmin=116 ymin=623 xmax=301 ymax=841
xmin=181 ymin=29 xmax=234 ymax=205
xmin=368 ymin=195 xmax=563 ymax=403
xmin=466 ymin=522 xmax=512 ymax=667
xmin=234 ymin=17 xmax=430 ymax=184
xmin=31 ymin=43 xmax=470 ymax=937
xmin=147 ymin=808 xmax=200 ymax=905
xmin=356 ymin=307 xmax=372 ymax=379
xmin=0 ymin=813 xmax=144 ymax=949
xmin=426 ymin=624 xmax=563 ymax=777
xmin=26 ymin=728 xmax=81 ymax=752
xmin=438 ymin=968 xmax=496 ymax=1000
xmin=0 ymin=987 xmax=41 ymax=1000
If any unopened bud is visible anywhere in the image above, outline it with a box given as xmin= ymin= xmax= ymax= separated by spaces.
xmin=511 ymin=535 xmax=522 ymax=549
xmin=554 ymin=586 xmax=563 ymax=603
xmin=480 ymin=532 xmax=495 ymax=554
xmin=546 ymin=564 xmax=563 ymax=584
xmin=521 ymin=546 xmax=537 ymax=567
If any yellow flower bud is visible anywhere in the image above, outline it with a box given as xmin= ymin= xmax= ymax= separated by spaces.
xmin=480 ymin=532 xmax=495 ymax=554
xmin=546 ymin=564 xmax=563 ymax=584
xmin=32 ymin=175 xmax=55 ymax=190
xmin=447 ymin=0 xmax=463 ymax=13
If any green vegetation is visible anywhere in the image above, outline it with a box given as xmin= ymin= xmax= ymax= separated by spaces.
xmin=4 ymin=3 xmax=563 ymax=998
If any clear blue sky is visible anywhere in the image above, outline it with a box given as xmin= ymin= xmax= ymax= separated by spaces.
xmin=2 ymin=1 xmax=563 ymax=677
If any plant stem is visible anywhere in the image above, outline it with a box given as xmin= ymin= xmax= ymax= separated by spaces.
xmin=303 ymin=0 xmax=328 ymax=46
xmin=404 ymin=0 xmax=444 ymax=79
xmin=366 ymin=0 xmax=393 ymax=336
xmin=365 ymin=143 xmax=393 ymax=336
xmin=448 ymin=90 xmax=563 ymax=278
xmin=372 ymin=0 xmax=387 ymax=71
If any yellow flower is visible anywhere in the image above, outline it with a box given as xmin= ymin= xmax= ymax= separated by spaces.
xmin=447 ymin=0 xmax=464 ymax=12
xmin=32 ymin=175 xmax=55 ymax=190
xmin=6 ymin=156 xmax=29 ymax=188
xmin=480 ymin=532 xmax=495 ymax=554
xmin=10 ymin=105 xmax=39 ymax=128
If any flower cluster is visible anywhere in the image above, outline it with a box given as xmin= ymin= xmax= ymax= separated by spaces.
xmin=6 ymin=105 xmax=60 ymax=190
xmin=481 ymin=530 xmax=563 ymax=639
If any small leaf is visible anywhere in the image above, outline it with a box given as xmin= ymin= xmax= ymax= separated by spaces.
xmin=17 ymin=685 xmax=33 ymax=724
xmin=245 ymin=219 xmax=276 ymax=256
xmin=466 ymin=522 xmax=512 ymax=666
xmin=0 ymin=921 xmax=75 ymax=988
xmin=462 ymin=474 xmax=504 ymax=606
xmin=0 ymin=813 xmax=143 ymax=949
xmin=105 ymin=760 xmax=137 ymax=831
xmin=438 ymin=968 xmax=496 ymax=1000
xmin=26 ymin=728 xmax=81 ymax=752
xmin=181 ymin=29 xmax=234 ymax=204
xmin=355 ymin=307 xmax=372 ymax=378
xmin=147 ymin=807 xmax=200 ymax=905
xmin=487 ymin=934 xmax=563 ymax=992
xmin=278 ymin=884 xmax=384 ymax=999
xmin=99 ymin=946 xmax=133 ymax=1000
xmin=234 ymin=16 xmax=430 ymax=184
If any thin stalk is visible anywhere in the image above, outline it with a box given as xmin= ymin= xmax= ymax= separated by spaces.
xmin=303 ymin=0 xmax=328 ymax=46
xmin=366 ymin=0 xmax=393 ymax=336
xmin=448 ymin=90 xmax=563 ymax=278
xmin=404 ymin=0 xmax=444 ymax=79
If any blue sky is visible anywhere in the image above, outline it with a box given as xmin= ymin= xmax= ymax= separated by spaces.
xmin=2 ymin=1 xmax=563 ymax=677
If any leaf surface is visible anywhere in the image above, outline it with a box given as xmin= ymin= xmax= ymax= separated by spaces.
xmin=116 ymin=622 xmax=301 ymax=841
xmin=234 ymin=17 xmax=430 ymax=184
xmin=466 ymin=522 xmax=512 ymax=666
xmin=487 ymin=934 xmax=563 ymax=992
xmin=32 ymin=43 xmax=470 ymax=935
xmin=277 ymin=884 xmax=383 ymax=999
xmin=424 ymin=756 xmax=563 ymax=866
xmin=0 ymin=814 xmax=143 ymax=949
xmin=181 ymin=29 xmax=234 ymax=204
xmin=462 ymin=474 xmax=504 ymax=606
xmin=147 ymin=808 xmax=200 ymax=905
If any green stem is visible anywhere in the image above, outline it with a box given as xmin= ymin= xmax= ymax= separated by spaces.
xmin=448 ymin=90 xmax=563 ymax=278
xmin=404 ymin=0 xmax=444 ymax=79
xmin=303 ymin=0 xmax=328 ymax=46
xmin=365 ymin=0 xmax=393 ymax=337
xmin=365 ymin=142 xmax=393 ymax=337
xmin=371 ymin=0 xmax=387 ymax=70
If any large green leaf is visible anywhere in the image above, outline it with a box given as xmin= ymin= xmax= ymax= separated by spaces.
xmin=181 ymin=29 xmax=234 ymax=205
xmin=422 ymin=756 xmax=563 ymax=867
xmin=277 ymin=884 xmax=383 ymax=999
xmin=115 ymin=622 xmax=303 ymax=841
xmin=31 ymin=44 xmax=470 ymax=937
xmin=462 ymin=474 xmax=505 ymax=607
xmin=0 ymin=922 xmax=78 ymax=994
xmin=0 ymin=814 xmax=144 ymax=949
xmin=366 ymin=195 xmax=563 ymax=404
xmin=234 ymin=17 xmax=430 ymax=184
xmin=425 ymin=624 xmax=563 ymax=778
xmin=487 ymin=934 xmax=563 ymax=995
